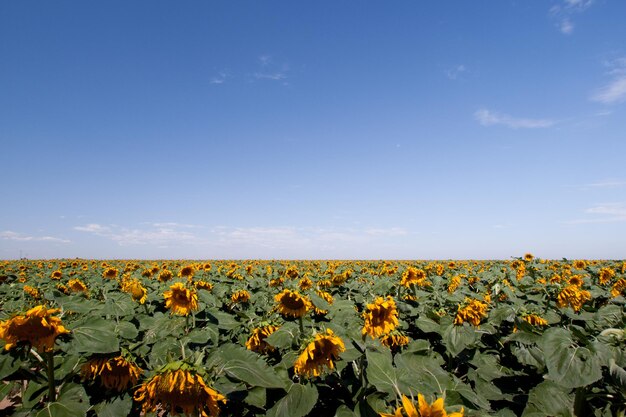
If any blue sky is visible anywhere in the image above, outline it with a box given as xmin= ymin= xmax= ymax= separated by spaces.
xmin=1 ymin=1 xmax=625 ymax=260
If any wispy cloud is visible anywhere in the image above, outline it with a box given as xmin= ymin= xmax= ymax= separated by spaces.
xmin=445 ymin=64 xmax=466 ymax=80
xmin=567 ymin=203 xmax=626 ymax=224
xmin=474 ymin=108 xmax=556 ymax=129
xmin=0 ymin=231 xmax=70 ymax=243
xmin=582 ymin=180 xmax=626 ymax=189
xmin=210 ymin=71 xmax=229 ymax=85
xmin=74 ymin=223 xmax=203 ymax=246
xmin=549 ymin=0 xmax=594 ymax=35
xmin=251 ymin=55 xmax=290 ymax=83
xmin=590 ymin=58 xmax=626 ymax=104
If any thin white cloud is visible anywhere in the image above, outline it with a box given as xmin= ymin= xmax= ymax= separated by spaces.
xmin=584 ymin=180 xmax=626 ymax=189
xmin=550 ymin=0 xmax=594 ymax=35
xmin=365 ymin=228 xmax=408 ymax=237
xmin=210 ymin=71 xmax=229 ymax=85
xmin=567 ymin=203 xmax=626 ymax=224
xmin=445 ymin=64 xmax=466 ymax=80
xmin=474 ymin=108 xmax=556 ymax=129
xmin=590 ymin=58 xmax=626 ymax=104
xmin=74 ymin=223 xmax=203 ymax=246
xmin=0 ymin=231 xmax=70 ymax=243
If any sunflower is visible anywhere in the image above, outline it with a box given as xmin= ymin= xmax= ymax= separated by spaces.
xmin=134 ymin=365 xmax=226 ymax=417
xmin=231 ymin=290 xmax=250 ymax=304
xmin=23 ymin=285 xmax=41 ymax=300
xmin=81 ymin=355 xmax=142 ymax=391
xmin=158 ymin=269 xmax=173 ymax=282
xmin=380 ymin=394 xmax=464 ymax=417
xmin=380 ymin=331 xmax=410 ymax=349
xmin=312 ymin=290 xmax=334 ymax=316
xmin=523 ymin=253 xmax=534 ymax=262
xmin=447 ymin=275 xmax=461 ymax=293
xmin=454 ymin=298 xmax=488 ymax=327
xmin=556 ymin=285 xmax=591 ymax=312
xmin=294 ymin=329 xmax=345 ymax=378
xmin=68 ymin=278 xmax=89 ymax=294
xmin=178 ymin=265 xmax=196 ymax=280
xmin=362 ymin=297 xmax=399 ymax=338
xmin=522 ymin=314 xmax=548 ymax=327
xmin=50 ymin=270 xmax=63 ymax=280
xmin=274 ymin=289 xmax=311 ymax=318
xmin=573 ymin=260 xmax=587 ymax=269
xmin=298 ymin=276 xmax=313 ymax=291
xmin=121 ymin=278 xmax=148 ymax=304
xmin=400 ymin=268 xmax=429 ymax=288
xmin=103 ymin=267 xmax=119 ymax=279
xmin=164 ymin=283 xmax=198 ymax=316
xmin=611 ymin=278 xmax=626 ymax=298
xmin=599 ymin=267 xmax=615 ymax=285
xmin=245 ymin=325 xmax=279 ymax=354
xmin=0 ymin=305 xmax=69 ymax=352
xmin=194 ymin=280 xmax=214 ymax=291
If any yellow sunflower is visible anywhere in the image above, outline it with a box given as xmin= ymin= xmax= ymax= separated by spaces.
xmin=522 ymin=314 xmax=548 ymax=327
xmin=362 ymin=296 xmax=399 ymax=338
xmin=245 ymin=325 xmax=279 ymax=354
xmin=164 ymin=283 xmax=198 ymax=316
xmin=178 ymin=265 xmax=196 ymax=280
xmin=134 ymin=366 xmax=226 ymax=417
xmin=0 ymin=305 xmax=69 ymax=352
xmin=610 ymin=278 xmax=626 ymax=298
xmin=274 ymin=289 xmax=311 ymax=318
xmin=380 ymin=331 xmax=410 ymax=349
xmin=102 ymin=267 xmax=119 ymax=279
xmin=556 ymin=285 xmax=591 ymax=312
xmin=81 ymin=355 xmax=142 ymax=391
xmin=23 ymin=285 xmax=41 ymax=299
xmin=158 ymin=269 xmax=173 ymax=282
xmin=312 ymin=290 xmax=334 ymax=316
xmin=231 ymin=290 xmax=251 ymax=304
xmin=194 ymin=280 xmax=214 ymax=291
xmin=50 ymin=270 xmax=63 ymax=280
xmin=599 ymin=267 xmax=615 ymax=285
xmin=294 ymin=329 xmax=345 ymax=378
xmin=121 ymin=278 xmax=148 ymax=304
xmin=380 ymin=394 xmax=464 ymax=417
xmin=68 ymin=278 xmax=89 ymax=294
xmin=454 ymin=299 xmax=488 ymax=327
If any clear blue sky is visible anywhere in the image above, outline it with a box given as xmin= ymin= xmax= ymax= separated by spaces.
xmin=1 ymin=1 xmax=625 ymax=260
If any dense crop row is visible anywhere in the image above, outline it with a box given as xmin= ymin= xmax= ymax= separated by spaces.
xmin=1 ymin=256 xmax=625 ymax=416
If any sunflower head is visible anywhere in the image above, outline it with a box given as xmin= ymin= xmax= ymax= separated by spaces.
xmin=454 ymin=298 xmax=488 ymax=327
xmin=50 ymin=270 xmax=63 ymax=280
xmin=246 ymin=325 xmax=279 ymax=354
xmin=400 ymin=268 xmax=429 ymax=288
xmin=178 ymin=265 xmax=196 ymax=280
xmin=362 ymin=296 xmax=399 ymax=338
xmin=231 ymin=290 xmax=251 ymax=304
xmin=294 ymin=329 xmax=345 ymax=378
xmin=523 ymin=253 xmax=534 ymax=262
xmin=102 ymin=267 xmax=119 ymax=279
xmin=68 ymin=278 xmax=89 ymax=294
xmin=134 ymin=363 xmax=226 ymax=417
xmin=556 ymin=285 xmax=591 ymax=312
xmin=522 ymin=314 xmax=548 ymax=327
xmin=274 ymin=289 xmax=311 ymax=318
xmin=0 ymin=305 xmax=69 ymax=352
xmin=81 ymin=355 xmax=142 ymax=391
xmin=380 ymin=331 xmax=410 ymax=349
xmin=121 ymin=278 xmax=148 ymax=304
xmin=158 ymin=269 xmax=174 ymax=282
xmin=379 ymin=394 xmax=464 ymax=417
xmin=164 ymin=283 xmax=198 ymax=316
xmin=23 ymin=285 xmax=41 ymax=300
xmin=610 ymin=278 xmax=626 ymax=298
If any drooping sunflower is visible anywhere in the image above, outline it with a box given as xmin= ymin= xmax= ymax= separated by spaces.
xmin=81 ymin=355 xmax=142 ymax=391
xmin=380 ymin=331 xmax=410 ymax=349
xmin=231 ymin=290 xmax=251 ymax=304
xmin=599 ymin=267 xmax=615 ymax=285
xmin=274 ymin=289 xmax=311 ymax=318
xmin=121 ymin=278 xmax=148 ymax=304
xmin=158 ymin=269 xmax=174 ymax=282
xmin=400 ymin=268 xmax=429 ymax=288
xmin=298 ymin=276 xmax=313 ymax=291
xmin=0 ymin=305 xmax=69 ymax=352
xmin=447 ymin=275 xmax=462 ymax=293
xmin=379 ymin=394 xmax=464 ymax=417
xmin=178 ymin=265 xmax=196 ymax=280
xmin=194 ymin=280 xmax=214 ymax=291
xmin=23 ymin=285 xmax=41 ymax=299
xmin=245 ymin=325 xmax=279 ymax=354
xmin=68 ymin=278 xmax=89 ymax=294
xmin=134 ymin=365 xmax=226 ymax=417
xmin=294 ymin=329 xmax=345 ymax=378
xmin=164 ymin=283 xmax=198 ymax=316
xmin=102 ymin=267 xmax=119 ymax=279
xmin=610 ymin=278 xmax=626 ymax=298
xmin=556 ymin=285 xmax=591 ymax=312
xmin=454 ymin=298 xmax=488 ymax=327
xmin=522 ymin=314 xmax=548 ymax=327
xmin=362 ymin=296 xmax=399 ymax=338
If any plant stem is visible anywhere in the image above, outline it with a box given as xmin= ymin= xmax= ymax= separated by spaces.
xmin=45 ymin=351 xmax=55 ymax=402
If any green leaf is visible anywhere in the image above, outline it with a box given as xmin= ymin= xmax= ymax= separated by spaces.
xmin=335 ymin=404 xmax=358 ymax=417
xmin=244 ymin=386 xmax=266 ymax=409
xmin=115 ymin=321 xmax=138 ymax=340
xmin=394 ymin=352 xmax=450 ymax=396
xmin=521 ymin=381 xmax=574 ymax=417
xmin=442 ymin=324 xmax=477 ymax=357
xmin=93 ymin=395 xmax=133 ymax=417
xmin=70 ymin=318 xmax=119 ymax=354
xmin=35 ymin=384 xmax=90 ymax=417
xmin=415 ymin=316 xmax=441 ymax=333
xmin=101 ymin=293 xmax=135 ymax=317
xmin=210 ymin=311 xmax=240 ymax=330
xmin=266 ymin=383 xmax=318 ymax=417
xmin=365 ymin=349 xmax=404 ymax=397
xmin=217 ymin=344 xmax=287 ymax=389
xmin=0 ymin=352 xmax=21 ymax=379
xmin=540 ymin=327 xmax=602 ymax=389
xmin=263 ymin=323 xmax=299 ymax=350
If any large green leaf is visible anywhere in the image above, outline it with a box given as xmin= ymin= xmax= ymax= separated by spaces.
xmin=394 ymin=352 xmax=451 ymax=396
xmin=93 ymin=395 xmax=133 ymax=417
xmin=540 ymin=328 xmax=603 ymax=388
xmin=263 ymin=323 xmax=299 ymax=350
xmin=35 ymin=384 xmax=90 ymax=417
xmin=70 ymin=318 xmax=119 ymax=354
xmin=365 ymin=349 xmax=405 ymax=397
xmin=266 ymin=383 xmax=318 ymax=417
xmin=0 ymin=352 xmax=20 ymax=379
xmin=442 ymin=324 xmax=477 ymax=357
xmin=521 ymin=381 xmax=574 ymax=417
xmin=217 ymin=344 xmax=287 ymax=389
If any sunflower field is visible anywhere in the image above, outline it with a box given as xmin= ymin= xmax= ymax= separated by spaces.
xmin=0 ymin=256 xmax=625 ymax=417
